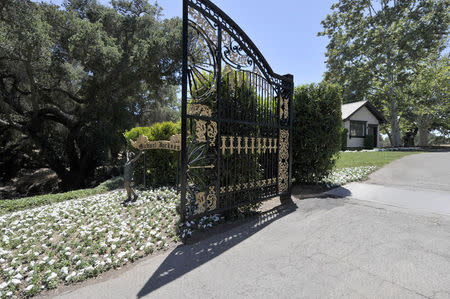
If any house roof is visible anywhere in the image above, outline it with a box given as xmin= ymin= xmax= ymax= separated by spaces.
xmin=342 ymin=100 xmax=386 ymax=123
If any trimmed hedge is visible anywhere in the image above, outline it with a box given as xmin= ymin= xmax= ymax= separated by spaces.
xmin=341 ymin=128 xmax=348 ymax=150
xmin=0 ymin=177 xmax=123 ymax=215
xmin=364 ymin=135 xmax=375 ymax=149
xmin=124 ymin=122 xmax=180 ymax=187
xmin=292 ymin=83 xmax=342 ymax=183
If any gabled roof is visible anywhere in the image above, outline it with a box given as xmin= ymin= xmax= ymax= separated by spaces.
xmin=342 ymin=100 xmax=386 ymax=123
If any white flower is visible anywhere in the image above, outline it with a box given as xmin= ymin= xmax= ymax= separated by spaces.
xmin=65 ymin=272 xmax=76 ymax=282
xmin=24 ymin=284 xmax=34 ymax=292
xmin=48 ymin=259 xmax=55 ymax=266
xmin=0 ymin=282 xmax=7 ymax=289
xmin=61 ymin=267 xmax=69 ymax=275
xmin=117 ymin=252 xmax=126 ymax=259
xmin=47 ymin=272 xmax=57 ymax=281
xmin=13 ymin=273 xmax=22 ymax=280
xmin=11 ymin=278 xmax=21 ymax=285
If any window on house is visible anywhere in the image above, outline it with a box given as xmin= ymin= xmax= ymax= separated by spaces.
xmin=350 ymin=121 xmax=365 ymax=137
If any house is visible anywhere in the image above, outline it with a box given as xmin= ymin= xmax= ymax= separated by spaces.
xmin=342 ymin=100 xmax=386 ymax=149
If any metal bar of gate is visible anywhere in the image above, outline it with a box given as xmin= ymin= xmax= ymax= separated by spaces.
xmin=180 ymin=0 xmax=189 ymax=224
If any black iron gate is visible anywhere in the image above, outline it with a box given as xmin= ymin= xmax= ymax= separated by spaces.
xmin=180 ymin=0 xmax=293 ymax=222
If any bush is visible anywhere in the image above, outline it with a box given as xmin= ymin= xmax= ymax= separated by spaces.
xmin=364 ymin=135 xmax=375 ymax=149
xmin=292 ymin=83 xmax=342 ymax=183
xmin=124 ymin=122 xmax=181 ymax=187
xmin=341 ymin=128 xmax=348 ymax=150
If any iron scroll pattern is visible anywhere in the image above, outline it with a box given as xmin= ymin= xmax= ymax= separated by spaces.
xmin=181 ymin=0 xmax=293 ymax=221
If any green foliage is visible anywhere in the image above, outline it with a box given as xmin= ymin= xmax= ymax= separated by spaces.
xmin=124 ymin=122 xmax=181 ymax=187
xmin=0 ymin=0 xmax=182 ymax=190
xmin=0 ymin=177 xmax=122 ymax=214
xmin=340 ymin=128 xmax=348 ymax=151
xmin=319 ymin=0 xmax=449 ymax=146
xmin=407 ymin=53 xmax=450 ymax=146
xmin=363 ymin=135 xmax=375 ymax=149
xmin=292 ymin=83 xmax=342 ymax=183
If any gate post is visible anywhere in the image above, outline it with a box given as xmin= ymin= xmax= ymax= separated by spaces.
xmin=280 ymin=74 xmax=294 ymax=203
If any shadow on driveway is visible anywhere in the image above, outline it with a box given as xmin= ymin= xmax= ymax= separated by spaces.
xmin=137 ymin=200 xmax=297 ymax=298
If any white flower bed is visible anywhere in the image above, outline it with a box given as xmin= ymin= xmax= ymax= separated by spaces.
xmin=322 ymin=166 xmax=377 ymax=187
xmin=0 ymin=188 xmax=207 ymax=297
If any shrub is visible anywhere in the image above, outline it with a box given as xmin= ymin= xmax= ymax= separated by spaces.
xmin=364 ymin=135 xmax=375 ymax=149
xmin=124 ymin=122 xmax=181 ymax=187
xmin=341 ymin=128 xmax=348 ymax=150
xmin=292 ymin=83 xmax=342 ymax=183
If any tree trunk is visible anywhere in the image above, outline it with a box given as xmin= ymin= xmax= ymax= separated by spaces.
xmin=417 ymin=117 xmax=430 ymax=147
xmin=382 ymin=126 xmax=392 ymax=146
xmin=389 ymin=100 xmax=402 ymax=146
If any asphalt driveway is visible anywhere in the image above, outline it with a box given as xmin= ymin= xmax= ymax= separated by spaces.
xmin=367 ymin=152 xmax=450 ymax=192
xmin=45 ymin=152 xmax=450 ymax=299
xmin=328 ymin=152 xmax=450 ymax=216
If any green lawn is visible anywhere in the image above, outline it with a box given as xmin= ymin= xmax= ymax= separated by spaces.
xmin=335 ymin=151 xmax=422 ymax=169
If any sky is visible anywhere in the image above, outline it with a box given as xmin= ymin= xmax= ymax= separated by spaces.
xmin=157 ymin=0 xmax=334 ymax=86
xmin=42 ymin=0 xmax=335 ymax=86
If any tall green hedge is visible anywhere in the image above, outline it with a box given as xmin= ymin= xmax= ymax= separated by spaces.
xmin=292 ymin=83 xmax=342 ymax=183
xmin=124 ymin=122 xmax=180 ymax=187
xmin=364 ymin=135 xmax=375 ymax=149
xmin=341 ymin=128 xmax=348 ymax=150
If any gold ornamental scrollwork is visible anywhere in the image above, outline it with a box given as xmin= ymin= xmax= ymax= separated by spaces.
xmin=219 ymin=135 xmax=277 ymax=155
xmin=219 ymin=177 xmax=277 ymax=194
xmin=278 ymin=129 xmax=289 ymax=193
xmin=279 ymin=98 xmax=289 ymax=120
xmin=130 ymin=134 xmax=181 ymax=151
xmin=194 ymin=186 xmax=217 ymax=215
xmin=188 ymin=7 xmax=218 ymax=45
xmin=194 ymin=119 xmax=217 ymax=147
xmin=195 ymin=192 xmax=207 ymax=214
xmin=207 ymin=121 xmax=217 ymax=146
xmin=195 ymin=120 xmax=207 ymax=143
xmin=206 ymin=186 xmax=217 ymax=210
xmin=188 ymin=104 xmax=212 ymax=117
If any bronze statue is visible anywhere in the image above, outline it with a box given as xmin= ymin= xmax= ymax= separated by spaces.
xmin=123 ymin=150 xmax=142 ymax=204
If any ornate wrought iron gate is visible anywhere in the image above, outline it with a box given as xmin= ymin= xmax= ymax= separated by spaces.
xmin=180 ymin=0 xmax=293 ymax=221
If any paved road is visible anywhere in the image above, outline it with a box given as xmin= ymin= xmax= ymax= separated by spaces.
xmin=328 ymin=152 xmax=450 ymax=216
xmin=45 ymin=152 xmax=450 ymax=299
xmin=367 ymin=152 xmax=450 ymax=192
